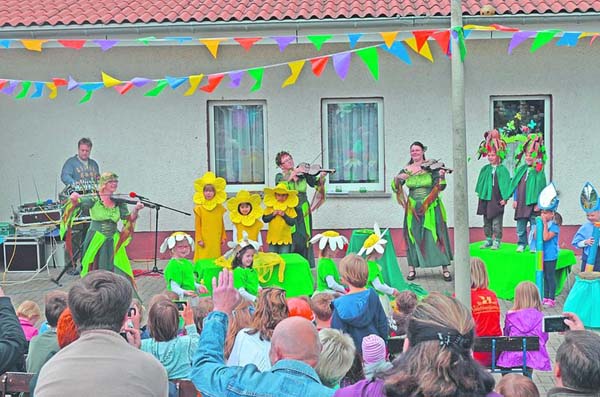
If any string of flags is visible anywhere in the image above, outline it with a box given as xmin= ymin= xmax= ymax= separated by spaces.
xmin=0 ymin=25 xmax=597 ymax=103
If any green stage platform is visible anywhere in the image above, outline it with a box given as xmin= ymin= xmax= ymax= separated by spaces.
xmin=195 ymin=253 xmax=314 ymax=297
xmin=469 ymin=242 xmax=576 ymax=300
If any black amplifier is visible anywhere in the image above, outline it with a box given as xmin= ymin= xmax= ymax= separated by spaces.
xmin=14 ymin=202 xmax=62 ymax=226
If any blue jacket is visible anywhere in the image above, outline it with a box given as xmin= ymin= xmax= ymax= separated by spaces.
xmin=60 ymin=155 xmax=100 ymax=185
xmin=191 ymin=311 xmax=333 ymax=397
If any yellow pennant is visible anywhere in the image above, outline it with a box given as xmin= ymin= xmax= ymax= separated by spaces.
xmin=380 ymin=32 xmax=399 ymax=48
xmin=464 ymin=24 xmax=495 ymax=31
xmin=200 ymin=39 xmax=223 ymax=58
xmin=101 ymin=72 xmax=122 ymax=87
xmin=404 ymin=37 xmax=434 ymax=62
xmin=184 ymin=74 xmax=204 ymax=96
xmin=580 ymin=32 xmax=597 ymax=38
xmin=21 ymin=39 xmax=48 ymax=52
xmin=282 ymin=60 xmax=305 ymax=88
xmin=45 ymin=82 xmax=57 ymax=99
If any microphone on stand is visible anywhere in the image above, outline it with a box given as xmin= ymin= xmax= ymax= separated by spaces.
xmin=110 ymin=195 xmax=141 ymax=206
xmin=129 ymin=191 xmax=149 ymax=201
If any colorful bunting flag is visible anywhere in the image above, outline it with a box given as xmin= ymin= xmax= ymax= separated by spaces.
xmin=45 ymin=82 xmax=57 ymax=99
xmin=356 ymin=47 xmax=379 ymax=80
xmin=30 ymin=82 xmax=45 ymax=98
xmin=234 ymin=37 xmax=261 ymax=51
xmin=165 ymin=37 xmax=193 ymax=43
xmin=282 ymin=60 xmax=305 ymax=88
xmin=382 ymin=41 xmax=411 ymax=65
xmin=114 ymin=82 xmax=134 ymax=95
xmin=144 ymin=80 xmax=168 ymax=97
xmin=0 ymin=40 xmax=11 ymax=49
xmin=58 ymin=40 xmax=86 ymax=49
xmin=307 ymin=35 xmax=332 ymax=51
xmin=101 ymin=72 xmax=122 ymax=88
xmin=200 ymin=74 xmax=225 ymax=93
xmin=184 ymin=74 xmax=203 ymax=96
xmin=508 ymin=31 xmax=536 ymax=54
xmin=131 ymin=77 xmax=152 ymax=87
xmin=347 ymin=33 xmax=363 ymax=49
xmin=93 ymin=39 xmax=119 ymax=51
xmin=200 ymin=39 xmax=223 ymax=59
xmin=531 ymin=29 xmax=561 ymax=52
xmin=79 ymin=91 xmax=93 ymax=104
xmin=404 ymin=38 xmax=434 ymax=62
xmin=310 ymin=57 xmax=329 ymax=77
xmin=452 ymin=27 xmax=467 ymax=62
xmin=138 ymin=37 xmax=157 ymax=45
xmin=0 ymin=80 xmax=7 ymax=90
xmin=67 ymin=76 xmax=79 ymax=91
xmin=228 ymin=71 xmax=244 ymax=88
xmin=21 ymin=40 xmax=48 ymax=52
xmin=431 ymin=31 xmax=451 ymax=56
xmin=556 ymin=32 xmax=581 ymax=47
xmin=15 ymin=81 xmax=31 ymax=99
xmin=380 ymin=32 xmax=398 ymax=49
xmin=247 ymin=68 xmax=264 ymax=92
xmin=332 ymin=53 xmax=351 ymax=80
xmin=52 ymin=78 xmax=68 ymax=87
xmin=272 ymin=36 xmax=295 ymax=52
xmin=412 ymin=30 xmax=437 ymax=51
xmin=2 ymin=81 xmax=18 ymax=95
xmin=165 ymin=76 xmax=188 ymax=89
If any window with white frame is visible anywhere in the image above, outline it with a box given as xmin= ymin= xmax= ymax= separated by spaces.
xmin=208 ymin=101 xmax=267 ymax=191
xmin=322 ymin=98 xmax=385 ymax=192
xmin=490 ymin=96 xmax=551 ymax=173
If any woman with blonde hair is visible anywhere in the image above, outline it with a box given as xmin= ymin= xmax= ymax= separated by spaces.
xmin=497 ymin=281 xmax=551 ymax=375
xmin=335 ymin=292 xmax=498 ymax=397
xmin=227 ymin=287 xmax=289 ymax=371
xmin=470 ymin=257 xmax=501 ymax=366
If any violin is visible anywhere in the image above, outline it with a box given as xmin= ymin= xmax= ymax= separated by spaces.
xmin=420 ymin=159 xmax=453 ymax=174
xmin=295 ymin=162 xmax=336 ymax=176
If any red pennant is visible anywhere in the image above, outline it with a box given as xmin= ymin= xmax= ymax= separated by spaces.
xmin=234 ymin=37 xmax=261 ymax=51
xmin=57 ymin=39 xmax=87 ymax=49
xmin=199 ymin=74 xmax=225 ymax=93
xmin=310 ymin=57 xmax=329 ymax=77
xmin=53 ymin=78 xmax=68 ymax=87
xmin=591 ymin=34 xmax=599 ymax=45
xmin=431 ymin=31 xmax=451 ymax=55
xmin=0 ymin=80 xmax=7 ymax=90
xmin=114 ymin=82 xmax=134 ymax=95
xmin=412 ymin=30 xmax=437 ymax=51
xmin=490 ymin=24 xmax=519 ymax=32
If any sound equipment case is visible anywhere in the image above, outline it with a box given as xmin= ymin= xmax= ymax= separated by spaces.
xmin=2 ymin=235 xmax=45 ymax=272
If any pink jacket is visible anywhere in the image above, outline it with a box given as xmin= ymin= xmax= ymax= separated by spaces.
xmin=19 ymin=317 xmax=39 ymax=341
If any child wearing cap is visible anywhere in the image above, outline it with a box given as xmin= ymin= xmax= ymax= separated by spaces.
xmin=362 ymin=334 xmax=393 ymax=380
xmin=162 ymin=232 xmax=208 ymax=299
xmin=310 ymin=231 xmax=348 ymax=294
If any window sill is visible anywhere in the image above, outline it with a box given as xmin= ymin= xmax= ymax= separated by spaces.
xmin=326 ymin=191 xmax=392 ymax=198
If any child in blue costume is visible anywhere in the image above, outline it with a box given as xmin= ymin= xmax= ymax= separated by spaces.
xmin=162 ymin=232 xmax=208 ymax=299
xmin=572 ymin=209 xmax=600 ymax=272
xmin=309 ymin=230 xmax=347 ymax=294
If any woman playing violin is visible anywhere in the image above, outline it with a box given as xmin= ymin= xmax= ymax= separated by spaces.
xmin=275 ymin=151 xmax=327 ymax=268
xmin=392 ymin=142 xmax=453 ymax=282
xmin=67 ymin=172 xmax=144 ymax=283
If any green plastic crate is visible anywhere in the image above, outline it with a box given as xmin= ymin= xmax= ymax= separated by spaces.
xmin=0 ymin=222 xmax=15 ymax=236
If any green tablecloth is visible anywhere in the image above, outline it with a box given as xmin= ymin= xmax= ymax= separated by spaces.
xmin=470 ymin=241 xmax=576 ymax=300
xmin=348 ymin=229 xmax=427 ymax=297
xmin=195 ymin=253 xmax=314 ymax=298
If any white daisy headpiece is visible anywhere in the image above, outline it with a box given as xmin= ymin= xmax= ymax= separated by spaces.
xmin=160 ymin=232 xmax=194 ymax=253
xmin=358 ymin=223 xmax=388 ymax=256
xmin=223 ymin=231 xmax=260 ymax=259
xmin=309 ymin=230 xmax=348 ymax=252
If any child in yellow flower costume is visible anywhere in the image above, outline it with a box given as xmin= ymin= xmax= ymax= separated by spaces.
xmin=227 ymin=190 xmax=264 ymax=250
xmin=310 ymin=231 xmax=348 ymax=294
xmin=262 ymin=183 xmax=298 ymax=254
xmin=193 ymin=171 xmax=227 ymax=260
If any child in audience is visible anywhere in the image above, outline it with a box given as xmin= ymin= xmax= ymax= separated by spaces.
xmin=331 ymin=254 xmax=388 ymax=350
xmin=224 ymin=300 xmax=254 ymax=360
xmin=310 ymin=230 xmax=347 ymax=294
xmin=495 ymin=373 xmax=540 ymax=397
xmin=497 ymin=281 xmax=551 ymax=375
xmin=287 ymin=297 xmax=314 ymax=321
xmin=232 ymin=242 xmax=259 ymax=302
xmin=470 ymin=257 xmax=502 ymax=366
xmin=362 ymin=334 xmax=393 ymax=380
xmin=540 ymin=210 xmax=561 ymax=307
xmin=227 ymin=190 xmax=264 ymax=249
xmin=162 ymin=232 xmax=208 ymax=299
xmin=310 ymin=293 xmax=335 ymax=330
xmin=192 ymin=297 xmax=213 ymax=334
xmin=572 ymin=209 xmax=600 ymax=272
xmin=392 ymin=290 xmax=417 ymax=336
xmin=262 ymin=183 xmax=298 ymax=254
xmin=17 ymin=300 xmax=41 ymax=341
xmin=193 ymin=171 xmax=227 ymax=260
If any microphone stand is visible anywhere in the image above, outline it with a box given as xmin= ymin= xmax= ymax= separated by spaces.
xmin=134 ymin=197 xmax=190 ymax=276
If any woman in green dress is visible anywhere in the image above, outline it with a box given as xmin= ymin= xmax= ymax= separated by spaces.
xmin=392 ymin=142 xmax=453 ymax=282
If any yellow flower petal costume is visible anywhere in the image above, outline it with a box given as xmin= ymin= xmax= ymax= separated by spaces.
xmin=263 ymin=183 xmax=298 ymax=245
xmin=227 ymin=190 xmax=264 ymax=242
xmin=193 ymin=171 xmax=227 ymax=260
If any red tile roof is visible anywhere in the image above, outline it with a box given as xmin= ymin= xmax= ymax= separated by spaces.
xmin=1 ymin=0 xmax=599 ymax=28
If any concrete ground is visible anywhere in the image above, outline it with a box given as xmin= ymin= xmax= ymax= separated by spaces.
xmin=1 ymin=255 xmax=578 ymax=394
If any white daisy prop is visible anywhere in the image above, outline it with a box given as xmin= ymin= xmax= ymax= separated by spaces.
xmin=358 ymin=223 xmax=388 ymax=256
xmin=223 ymin=231 xmax=260 ymax=259
xmin=309 ymin=230 xmax=348 ymax=252
xmin=159 ymin=232 xmax=194 ymax=254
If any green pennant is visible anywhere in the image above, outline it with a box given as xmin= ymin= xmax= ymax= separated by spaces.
xmin=356 ymin=47 xmax=379 ymax=81
xmin=307 ymin=35 xmax=333 ymax=51
xmin=15 ymin=81 xmax=31 ymax=99
xmin=452 ymin=27 xmax=467 ymax=62
xmin=247 ymin=68 xmax=264 ymax=92
xmin=531 ymin=30 xmax=561 ymax=53
xmin=137 ymin=36 xmax=157 ymax=45
xmin=79 ymin=90 xmax=93 ymax=104
xmin=144 ymin=80 xmax=168 ymax=97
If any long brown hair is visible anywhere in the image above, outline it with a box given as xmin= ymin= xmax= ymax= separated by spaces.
xmin=470 ymin=257 xmax=489 ymax=289
xmin=147 ymin=300 xmax=179 ymax=342
xmin=246 ymin=287 xmax=289 ymax=341
xmin=224 ymin=300 xmax=254 ymax=359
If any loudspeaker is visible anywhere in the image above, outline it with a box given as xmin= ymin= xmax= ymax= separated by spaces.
xmin=2 ymin=235 xmax=45 ymax=272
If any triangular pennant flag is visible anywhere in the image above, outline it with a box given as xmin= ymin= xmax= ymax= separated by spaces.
xmin=164 ymin=37 xmax=193 ymax=43
xmin=463 ymin=24 xmax=494 ymax=31
xmin=52 ymin=78 xmax=68 ymax=87
xmin=58 ymin=40 xmax=86 ymax=50
xmin=0 ymin=39 xmax=13 ymax=49
xmin=556 ymin=32 xmax=581 ymax=47
xmin=412 ymin=30 xmax=437 ymax=51
xmin=380 ymin=32 xmax=398 ymax=49
xmin=234 ymin=37 xmax=261 ymax=51
xmin=114 ymin=82 xmax=134 ymax=95
xmin=0 ymin=80 xmax=7 ymax=90
xmin=45 ymin=82 xmax=58 ymax=99
xmin=2 ymin=81 xmax=18 ymax=95
xmin=463 ymin=29 xmax=472 ymax=39
xmin=348 ymin=33 xmax=363 ymax=49
xmin=508 ymin=31 xmax=536 ymax=54
xmin=137 ymin=36 xmax=156 ymax=45
xmin=530 ymin=29 xmax=561 ymax=53
xmin=431 ymin=30 xmax=451 ymax=55
xmin=247 ymin=68 xmax=264 ymax=92
xmin=332 ymin=52 xmax=352 ymax=80
xmin=452 ymin=27 xmax=467 ymax=62
xmin=93 ymin=39 xmax=119 ymax=51
xmin=21 ymin=39 xmax=48 ymax=52
xmin=382 ymin=41 xmax=411 ymax=65
xmin=310 ymin=57 xmax=329 ymax=77
xmin=404 ymin=38 xmax=434 ymax=62
xmin=490 ymin=24 xmax=520 ymax=32
xmin=356 ymin=47 xmax=379 ymax=80
xmin=282 ymin=60 xmax=305 ymax=88
xmin=79 ymin=83 xmax=104 ymax=91
xmin=101 ymin=72 xmax=122 ymax=88
xmin=79 ymin=90 xmax=94 ymax=104
xmin=144 ymin=80 xmax=168 ymax=97
xmin=67 ymin=76 xmax=79 ymax=91
xmin=199 ymin=74 xmax=225 ymax=93
xmin=307 ymin=35 xmax=333 ymax=51
xmin=184 ymin=74 xmax=203 ymax=96
xmin=131 ymin=77 xmax=152 ymax=87
xmin=200 ymin=39 xmax=223 ymax=58
xmin=30 ymin=82 xmax=45 ymax=99
xmin=272 ymin=36 xmax=295 ymax=52
xmin=228 ymin=71 xmax=244 ymax=88
xmin=165 ymin=76 xmax=188 ymax=89
xmin=590 ymin=34 xmax=600 ymax=45
xmin=15 ymin=81 xmax=32 ymax=99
